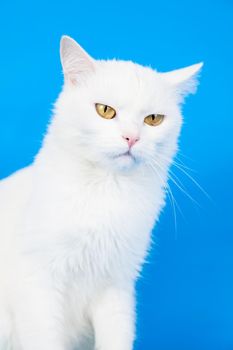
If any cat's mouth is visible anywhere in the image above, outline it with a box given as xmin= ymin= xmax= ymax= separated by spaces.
xmin=113 ymin=150 xmax=136 ymax=161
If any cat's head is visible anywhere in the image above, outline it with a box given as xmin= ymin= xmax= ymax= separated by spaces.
xmin=52 ymin=36 xmax=202 ymax=174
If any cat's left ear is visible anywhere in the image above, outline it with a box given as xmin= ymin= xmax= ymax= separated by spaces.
xmin=161 ymin=62 xmax=203 ymax=101
xmin=60 ymin=35 xmax=95 ymax=85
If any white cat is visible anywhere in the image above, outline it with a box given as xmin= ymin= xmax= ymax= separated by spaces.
xmin=0 ymin=36 xmax=202 ymax=350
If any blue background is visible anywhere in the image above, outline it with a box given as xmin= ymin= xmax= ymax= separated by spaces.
xmin=0 ymin=1 xmax=232 ymax=349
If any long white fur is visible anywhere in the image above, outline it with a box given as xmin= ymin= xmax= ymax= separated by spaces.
xmin=0 ymin=36 xmax=202 ymax=350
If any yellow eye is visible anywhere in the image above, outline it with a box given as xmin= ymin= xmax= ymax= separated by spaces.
xmin=144 ymin=113 xmax=165 ymax=126
xmin=95 ymin=103 xmax=116 ymax=119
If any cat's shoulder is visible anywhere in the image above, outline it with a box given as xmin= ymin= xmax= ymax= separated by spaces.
xmin=0 ymin=166 xmax=34 ymax=207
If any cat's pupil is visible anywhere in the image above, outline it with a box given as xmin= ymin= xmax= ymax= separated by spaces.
xmin=152 ymin=115 xmax=155 ymax=120
xmin=104 ymin=105 xmax=108 ymax=113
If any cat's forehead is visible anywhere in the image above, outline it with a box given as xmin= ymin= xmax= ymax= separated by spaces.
xmin=87 ymin=60 xmax=172 ymax=112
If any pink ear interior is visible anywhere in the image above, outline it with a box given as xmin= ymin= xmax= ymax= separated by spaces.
xmin=60 ymin=35 xmax=95 ymax=85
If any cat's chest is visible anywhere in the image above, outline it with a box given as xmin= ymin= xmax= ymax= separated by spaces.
xmin=27 ymin=171 xmax=164 ymax=280
xmin=65 ymin=175 xmax=159 ymax=232
xmin=59 ymin=178 xmax=161 ymax=276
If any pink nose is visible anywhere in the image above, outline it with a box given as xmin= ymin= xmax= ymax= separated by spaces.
xmin=122 ymin=135 xmax=140 ymax=148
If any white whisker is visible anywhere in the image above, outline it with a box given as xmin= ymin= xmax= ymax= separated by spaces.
xmin=147 ymin=159 xmax=178 ymax=233
xmin=159 ymin=153 xmax=211 ymax=201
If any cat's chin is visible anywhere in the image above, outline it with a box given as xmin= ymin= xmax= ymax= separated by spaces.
xmin=108 ymin=152 xmax=140 ymax=172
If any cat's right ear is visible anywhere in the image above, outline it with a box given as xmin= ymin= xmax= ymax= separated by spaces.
xmin=60 ymin=36 xmax=95 ymax=85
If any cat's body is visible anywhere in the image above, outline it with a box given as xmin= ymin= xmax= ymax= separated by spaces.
xmin=0 ymin=150 xmax=162 ymax=349
xmin=0 ymin=36 xmax=202 ymax=350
